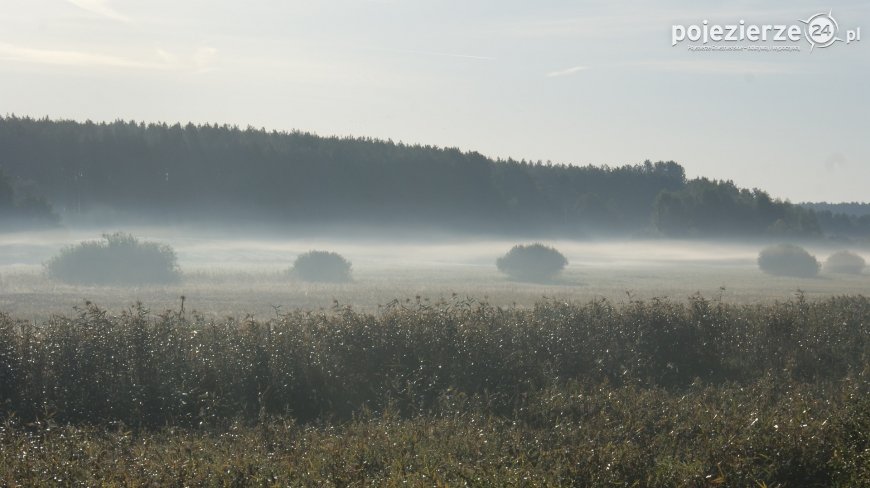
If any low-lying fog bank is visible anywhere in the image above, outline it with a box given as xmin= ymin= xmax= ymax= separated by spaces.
xmin=2 ymin=226 xmax=866 ymax=271
xmin=0 ymin=226 xmax=867 ymax=321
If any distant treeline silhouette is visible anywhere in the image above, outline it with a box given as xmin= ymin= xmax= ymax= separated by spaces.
xmin=0 ymin=168 xmax=59 ymax=229
xmin=800 ymin=202 xmax=870 ymax=238
xmin=802 ymin=202 xmax=870 ymax=217
xmin=0 ymin=116 xmax=865 ymax=237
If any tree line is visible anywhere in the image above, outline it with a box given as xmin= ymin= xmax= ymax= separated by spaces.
xmin=0 ymin=115 xmax=865 ymax=238
xmin=0 ymin=168 xmax=58 ymax=229
xmin=800 ymin=202 xmax=870 ymax=238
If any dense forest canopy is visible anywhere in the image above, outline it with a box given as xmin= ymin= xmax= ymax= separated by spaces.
xmin=0 ymin=115 xmax=865 ymax=238
xmin=0 ymin=167 xmax=59 ymax=230
xmin=800 ymin=202 xmax=870 ymax=239
xmin=801 ymin=202 xmax=870 ymax=217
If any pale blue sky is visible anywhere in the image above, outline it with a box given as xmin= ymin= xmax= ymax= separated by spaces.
xmin=1 ymin=0 xmax=867 ymax=202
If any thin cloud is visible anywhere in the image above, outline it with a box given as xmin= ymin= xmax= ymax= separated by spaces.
xmin=365 ymin=47 xmax=495 ymax=60
xmin=420 ymin=50 xmax=494 ymax=60
xmin=66 ymin=0 xmax=129 ymax=22
xmin=490 ymin=6 xmax=826 ymax=40
xmin=0 ymin=43 xmax=166 ymax=70
xmin=0 ymin=42 xmax=224 ymax=73
xmin=155 ymin=49 xmax=178 ymax=65
xmin=193 ymin=47 xmax=219 ymax=73
xmin=546 ymin=65 xmax=588 ymax=77
xmin=634 ymin=60 xmax=807 ymax=75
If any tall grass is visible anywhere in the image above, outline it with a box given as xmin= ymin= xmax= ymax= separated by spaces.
xmin=0 ymin=295 xmax=868 ymax=485
xmin=1 ymin=295 xmax=867 ymax=426
xmin=0 ymin=377 xmax=867 ymax=485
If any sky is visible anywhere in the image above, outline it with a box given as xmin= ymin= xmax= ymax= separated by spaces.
xmin=0 ymin=0 xmax=867 ymax=202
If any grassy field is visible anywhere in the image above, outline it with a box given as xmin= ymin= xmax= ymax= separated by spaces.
xmin=3 ymin=378 xmax=867 ymax=486
xmin=3 ymin=233 xmax=868 ymax=319
xmin=1 ymin=234 xmax=869 ymax=484
xmin=2 ymin=262 xmax=868 ymax=321
xmin=0 ymin=294 xmax=868 ymax=485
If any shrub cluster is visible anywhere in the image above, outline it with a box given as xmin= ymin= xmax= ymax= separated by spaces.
xmin=496 ymin=243 xmax=568 ymax=281
xmin=289 ymin=250 xmax=352 ymax=282
xmin=757 ymin=243 xmax=820 ymax=277
xmin=45 ymin=233 xmax=180 ymax=285
xmin=824 ymin=250 xmax=866 ymax=274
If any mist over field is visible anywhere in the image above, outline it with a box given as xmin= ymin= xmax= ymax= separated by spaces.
xmin=2 ymin=1 xmax=869 ymax=484
xmin=1 ymin=121 xmax=867 ymax=486
xmin=2 ymin=225 xmax=860 ymax=271
xmin=1 ymin=224 xmax=867 ymax=321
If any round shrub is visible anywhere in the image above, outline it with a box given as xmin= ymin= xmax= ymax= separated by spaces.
xmin=496 ymin=243 xmax=568 ymax=282
xmin=290 ymin=250 xmax=352 ymax=283
xmin=824 ymin=250 xmax=866 ymax=274
xmin=757 ymin=244 xmax=820 ymax=278
xmin=46 ymin=232 xmax=180 ymax=285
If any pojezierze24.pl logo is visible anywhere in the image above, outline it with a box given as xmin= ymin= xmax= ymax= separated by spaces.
xmin=672 ymin=10 xmax=861 ymax=52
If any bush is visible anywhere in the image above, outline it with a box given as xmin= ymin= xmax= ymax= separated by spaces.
xmin=824 ymin=250 xmax=866 ymax=275
xmin=46 ymin=232 xmax=180 ymax=285
xmin=757 ymin=243 xmax=820 ymax=278
xmin=290 ymin=250 xmax=352 ymax=282
xmin=496 ymin=243 xmax=568 ymax=282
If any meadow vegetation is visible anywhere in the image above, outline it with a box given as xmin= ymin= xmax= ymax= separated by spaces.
xmin=0 ymin=294 xmax=868 ymax=485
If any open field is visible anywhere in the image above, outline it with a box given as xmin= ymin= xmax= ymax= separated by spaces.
xmin=1 ymin=231 xmax=868 ymax=320
xmin=2 ymin=263 xmax=869 ymax=321
xmin=2 ymin=232 xmax=869 ymax=485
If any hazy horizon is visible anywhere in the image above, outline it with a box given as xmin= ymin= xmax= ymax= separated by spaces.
xmin=1 ymin=0 xmax=867 ymax=203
